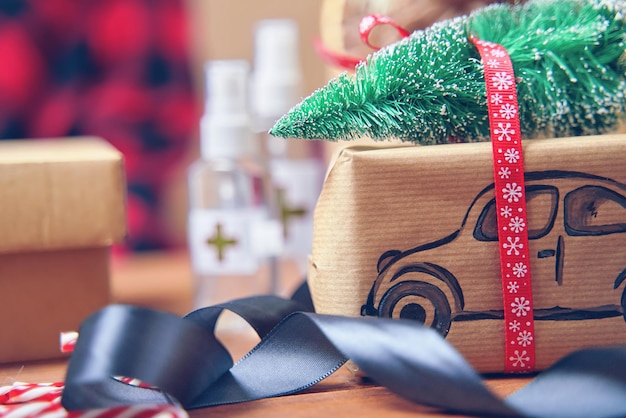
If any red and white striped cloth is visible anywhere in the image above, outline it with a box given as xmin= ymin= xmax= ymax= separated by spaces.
xmin=0 ymin=381 xmax=188 ymax=418
xmin=0 ymin=332 xmax=187 ymax=418
xmin=59 ymin=332 xmax=78 ymax=354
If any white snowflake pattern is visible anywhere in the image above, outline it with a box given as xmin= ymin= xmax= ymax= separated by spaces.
xmin=500 ymin=205 xmax=512 ymax=218
xmin=511 ymin=296 xmax=531 ymax=317
xmin=507 ymin=281 xmax=519 ymax=293
xmin=509 ymin=216 xmax=526 ymax=233
xmin=504 ymin=148 xmax=520 ymax=164
xmin=503 ymin=236 xmax=523 ymax=256
xmin=487 ymin=59 xmax=500 ymax=68
xmin=510 ymin=350 xmax=530 ymax=367
xmin=490 ymin=48 xmax=506 ymax=58
xmin=517 ymin=330 xmax=534 ymax=347
xmin=494 ymin=122 xmax=515 ymax=141
xmin=509 ymin=320 xmax=521 ymax=332
xmin=499 ymin=103 xmax=518 ymax=120
xmin=490 ymin=93 xmax=503 ymax=105
xmin=498 ymin=166 xmax=511 ymax=179
xmin=502 ymin=182 xmax=522 ymax=203
xmin=512 ymin=262 xmax=528 ymax=278
xmin=492 ymin=72 xmax=513 ymax=90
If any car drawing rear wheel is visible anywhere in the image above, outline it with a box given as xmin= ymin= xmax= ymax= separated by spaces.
xmin=377 ymin=280 xmax=452 ymax=337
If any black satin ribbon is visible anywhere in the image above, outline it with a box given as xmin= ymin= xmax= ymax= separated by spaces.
xmin=61 ymin=288 xmax=626 ymax=418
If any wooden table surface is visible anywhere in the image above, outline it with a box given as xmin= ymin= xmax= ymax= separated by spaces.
xmin=0 ymin=250 xmax=532 ymax=417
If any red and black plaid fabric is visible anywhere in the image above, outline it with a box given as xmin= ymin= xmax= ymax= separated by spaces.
xmin=0 ymin=0 xmax=200 ymax=252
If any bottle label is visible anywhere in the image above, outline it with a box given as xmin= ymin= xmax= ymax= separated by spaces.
xmin=270 ymin=159 xmax=325 ymax=257
xmin=188 ymin=208 xmax=264 ymax=275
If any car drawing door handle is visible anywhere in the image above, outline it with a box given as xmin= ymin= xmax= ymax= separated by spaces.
xmin=537 ymin=235 xmax=564 ymax=285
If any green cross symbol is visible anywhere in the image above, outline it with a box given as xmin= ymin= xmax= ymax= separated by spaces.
xmin=277 ymin=188 xmax=308 ymax=239
xmin=206 ymin=223 xmax=238 ymax=262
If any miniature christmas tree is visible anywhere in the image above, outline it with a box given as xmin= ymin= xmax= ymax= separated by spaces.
xmin=271 ymin=0 xmax=626 ymax=144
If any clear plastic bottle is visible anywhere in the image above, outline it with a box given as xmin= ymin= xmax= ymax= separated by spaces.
xmin=251 ymin=19 xmax=325 ymax=294
xmin=187 ymin=60 xmax=281 ymax=312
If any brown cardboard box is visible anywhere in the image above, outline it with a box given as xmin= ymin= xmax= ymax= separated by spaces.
xmin=0 ymin=137 xmax=126 ymax=364
xmin=310 ymin=134 xmax=626 ymax=373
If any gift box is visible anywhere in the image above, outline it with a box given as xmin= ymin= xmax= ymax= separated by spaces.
xmin=309 ymin=133 xmax=626 ymax=373
xmin=0 ymin=137 xmax=126 ymax=364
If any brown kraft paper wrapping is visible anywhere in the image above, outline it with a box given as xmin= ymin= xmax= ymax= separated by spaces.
xmin=309 ymin=134 xmax=626 ymax=373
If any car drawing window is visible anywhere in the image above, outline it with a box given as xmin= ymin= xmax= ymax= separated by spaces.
xmin=564 ymin=185 xmax=626 ymax=236
xmin=474 ymin=185 xmax=559 ymax=241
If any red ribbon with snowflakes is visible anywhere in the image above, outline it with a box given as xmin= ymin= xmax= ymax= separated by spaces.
xmin=469 ymin=36 xmax=536 ymax=373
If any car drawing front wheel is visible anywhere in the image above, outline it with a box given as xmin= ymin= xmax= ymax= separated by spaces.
xmin=377 ymin=280 xmax=452 ymax=337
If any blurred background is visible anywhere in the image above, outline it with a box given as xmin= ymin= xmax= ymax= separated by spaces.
xmin=0 ymin=0 xmax=498 ymax=253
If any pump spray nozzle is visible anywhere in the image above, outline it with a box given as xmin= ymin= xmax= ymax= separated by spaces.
xmin=201 ymin=60 xmax=256 ymax=160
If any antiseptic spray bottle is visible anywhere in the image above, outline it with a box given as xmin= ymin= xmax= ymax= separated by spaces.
xmin=188 ymin=60 xmax=281 ymax=312
xmin=251 ymin=19 xmax=325 ymax=294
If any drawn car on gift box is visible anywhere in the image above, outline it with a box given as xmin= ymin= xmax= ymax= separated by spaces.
xmin=361 ymin=170 xmax=626 ymax=336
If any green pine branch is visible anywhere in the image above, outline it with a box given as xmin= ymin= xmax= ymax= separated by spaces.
xmin=271 ymin=0 xmax=626 ymax=144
